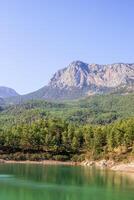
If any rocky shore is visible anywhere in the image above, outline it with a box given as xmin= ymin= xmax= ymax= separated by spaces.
xmin=81 ymin=159 xmax=134 ymax=173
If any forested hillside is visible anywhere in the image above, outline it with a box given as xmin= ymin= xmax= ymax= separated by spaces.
xmin=0 ymin=94 xmax=133 ymax=161
xmin=0 ymin=117 xmax=133 ymax=161
xmin=1 ymin=94 xmax=134 ymax=125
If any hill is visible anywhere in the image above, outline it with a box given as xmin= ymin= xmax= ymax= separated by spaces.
xmin=0 ymin=86 xmax=19 ymax=98
xmin=1 ymin=94 xmax=134 ymax=126
xmin=0 ymin=94 xmax=134 ymax=161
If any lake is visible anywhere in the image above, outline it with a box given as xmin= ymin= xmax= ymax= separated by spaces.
xmin=0 ymin=164 xmax=134 ymax=200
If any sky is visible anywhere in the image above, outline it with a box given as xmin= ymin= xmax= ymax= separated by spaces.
xmin=0 ymin=0 xmax=134 ymax=94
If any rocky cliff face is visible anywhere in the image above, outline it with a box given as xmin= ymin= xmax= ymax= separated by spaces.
xmin=49 ymin=61 xmax=90 ymax=88
xmin=49 ymin=61 xmax=134 ymax=91
xmin=0 ymin=86 xmax=19 ymax=98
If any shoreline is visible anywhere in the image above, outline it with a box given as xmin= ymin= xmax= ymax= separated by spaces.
xmin=110 ymin=163 xmax=134 ymax=173
xmin=0 ymin=159 xmax=134 ymax=173
xmin=0 ymin=159 xmax=79 ymax=166
xmin=81 ymin=160 xmax=134 ymax=173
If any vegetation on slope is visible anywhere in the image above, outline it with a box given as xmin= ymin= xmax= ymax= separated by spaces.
xmin=0 ymin=117 xmax=133 ymax=161
xmin=0 ymin=94 xmax=133 ymax=161
xmin=1 ymin=94 xmax=134 ymax=125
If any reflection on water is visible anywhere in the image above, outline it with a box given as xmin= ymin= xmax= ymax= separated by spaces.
xmin=0 ymin=164 xmax=134 ymax=200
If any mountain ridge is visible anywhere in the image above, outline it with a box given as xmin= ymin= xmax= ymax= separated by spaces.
xmin=4 ymin=61 xmax=134 ymax=102
xmin=0 ymin=86 xmax=19 ymax=99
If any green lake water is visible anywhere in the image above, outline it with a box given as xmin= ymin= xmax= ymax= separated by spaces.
xmin=0 ymin=164 xmax=134 ymax=200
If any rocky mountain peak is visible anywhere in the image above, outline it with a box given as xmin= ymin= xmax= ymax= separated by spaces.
xmin=49 ymin=61 xmax=134 ymax=90
xmin=49 ymin=61 xmax=91 ymax=89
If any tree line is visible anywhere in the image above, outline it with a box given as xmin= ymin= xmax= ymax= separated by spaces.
xmin=0 ymin=117 xmax=133 ymax=161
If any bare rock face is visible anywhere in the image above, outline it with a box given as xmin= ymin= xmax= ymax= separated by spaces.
xmin=50 ymin=61 xmax=90 ymax=88
xmin=49 ymin=61 xmax=134 ymax=92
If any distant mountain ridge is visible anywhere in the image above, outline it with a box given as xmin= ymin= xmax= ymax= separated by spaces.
xmin=4 ymin=61 xmax=134 ymax=102
xmin=0 ymin=86 xmax=19 ymax=98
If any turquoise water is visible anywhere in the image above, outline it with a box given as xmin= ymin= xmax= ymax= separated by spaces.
xmin=0 ymin=164 xmax=134 ymax=200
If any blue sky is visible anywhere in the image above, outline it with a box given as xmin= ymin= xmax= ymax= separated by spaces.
xmin=0 ymin=0 xmax=134 ymax=94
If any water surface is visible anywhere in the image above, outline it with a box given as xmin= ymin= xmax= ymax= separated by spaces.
xmin=0 ymin=164 xmax=134 ymax=200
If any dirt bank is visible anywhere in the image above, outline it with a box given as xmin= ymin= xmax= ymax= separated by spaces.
xmin=0 ymin=159 xmax=79 ymax=166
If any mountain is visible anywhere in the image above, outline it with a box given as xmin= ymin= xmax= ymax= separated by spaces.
xmin=48 ymin=61 xmax=134 ymax=94
xmin=7 ymin=61 xmax=134 ymax=102
xmin=0 ymin=86 xmax=19 ymax=98
xmin=0 ymin=97 xmax=5 ymax=107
